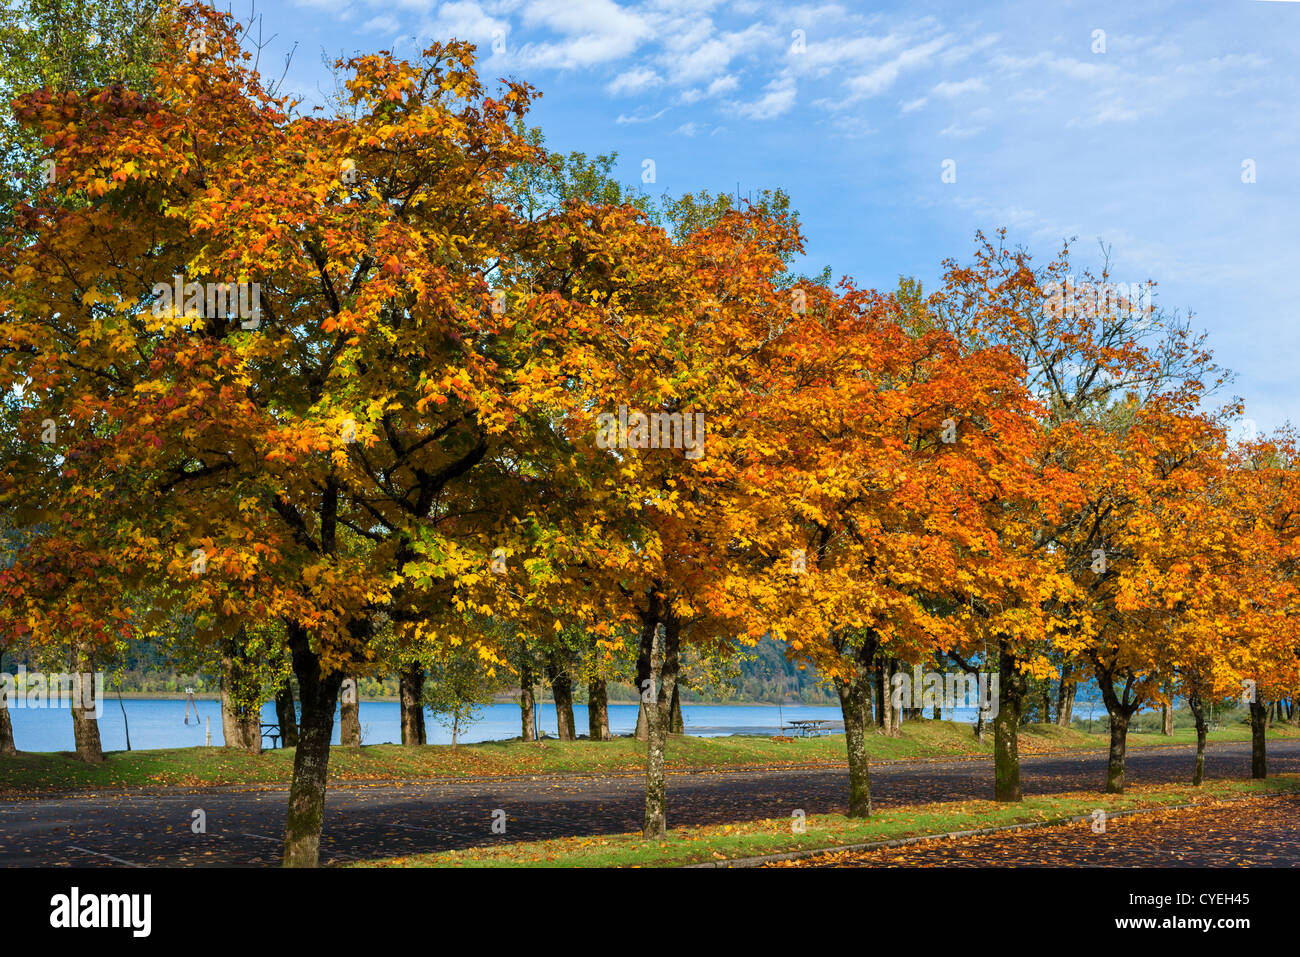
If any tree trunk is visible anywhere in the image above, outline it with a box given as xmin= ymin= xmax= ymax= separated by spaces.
xmin=219 ymin=634 xmax=263 ymax=754
xmin=1105 ymin=710 xmax=1130 ymax=793
xmin=548 ymin=656 xmax=576 ymax=741
xmin=994 ymin=643 xmax=1024 ymax=801
xmin=518 ymin=657 xmax=536 ymax=742
xmin=282 ymin=623 xmax=343 ymax=868
xmin=634 ymin=626 xmax=653 ymax=742
xmin=397 ymin=664 xmax=425 ymax=747
xmin=890 ymin=660 xmax=903 ymax=733
xmin=1188 ymin=691 xmax=1207 ymax=786
xmin=1250 ymin=700 xmax=1267 ymax=779
xmin=1290 ymin=697 xmax=1300 ymax=728
xmin=643 ymin=615 xmax=680 ymax=840
xmin=398 ymin=662 xmax=426 ymax=746
xmin=1039 ymin=680 xmax=1052 ymax=725
xmin=881 ymin=660 xmax=895 ymax=738
xmin=0 ymin=649 xmax=16 ymax=755
xmin=339 ymin=676 xmax=361 ymax=747
xmin=0 ymin=685 xmax=16 ymax=756
xmin=275 ymin=679 xmax=299 ymax=748
xmin=1094 ymin=665 xmax=1138 ymax=794
xmin=588 ymin=677 xmax=609 ymax=741
xmin=873 ymin=661 xmax=886 ymax=728
xmin=1056 ymin=662 xmax=1076 ymax=728
xmin=835 ymin=638 xmax=877 ymax=818
xmin=669 ymin=682 xmax=684 ymax=734
xmin=71 ymin=645 xmax=103 ymax=763
xmin=519 ymin=686 xmax=536 ymax=742
xmin=116 ymin=687 xmax=132 ymax=751
xmin=1161 ymin=702 xmax=1174 ymax=736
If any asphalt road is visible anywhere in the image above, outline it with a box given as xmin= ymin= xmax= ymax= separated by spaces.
xmin=0 ymin=740 xmax=1296 ymax=867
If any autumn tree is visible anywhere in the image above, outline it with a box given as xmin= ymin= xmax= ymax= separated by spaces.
xmin=742 ymin=273 xmax=1054 ymax=816
xmin=0 ymin=0 xmax=170 ymax=225
xmin=0 ymin=4 xmax=597 ymax=865
xmin=932 ymin=231 xmax=1226 ymax=798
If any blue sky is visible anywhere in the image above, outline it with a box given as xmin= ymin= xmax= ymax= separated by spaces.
xmin=258 ymin=0 xmax=1300 ymax=433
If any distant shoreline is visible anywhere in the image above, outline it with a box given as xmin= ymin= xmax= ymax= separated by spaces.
xmin=92 ymin=692 xmax=833 ymax=707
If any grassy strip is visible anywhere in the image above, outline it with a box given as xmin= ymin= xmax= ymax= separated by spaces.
xmin=1 ymin=720 xmax=1296 ymax=793
xmin=352 ymin=775 xmax=1300 ymax=868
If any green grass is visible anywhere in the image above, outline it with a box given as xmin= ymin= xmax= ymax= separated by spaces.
xmin=1 ymin=719 xmax=1295 ymax=794
xmin=350 ymin=775 xmax=1300 ymax=868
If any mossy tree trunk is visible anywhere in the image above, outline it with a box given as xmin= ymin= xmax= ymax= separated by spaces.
xmin=994 ymin=641 xmax=1025 ymax=801
xmin=1250 ymin=699 xmax=1267 ymax=779
xmin=70 ymin=644 xmax=103 ymax=764
xmin=275 ymin=678 xmax=299 ymax=748
xmin=669 ymin=682 xmax=684 ymax=734
xmin=282 ymin=622 xmax=343 ymax=868
xmin=634 ymin=623 xmax=653 ymax=742
xmin=1188 ymin=688 xmax=1207 ymax=786
xmin=834 ymin=632 xmax=878 ymax=818
xmin=0 ymin=649 xmax=16 ymax=756
xmin=588 ymin=677 xmax=609 ymax=741
xmin=1095 ymin=659 xmax=1141 ymax=794
xmin=547 ymin=653 xmax=576 ymax=742
xmin=339 ymin=676 xmax=361 ymax=747
xmin=1056 ymin=659 xmax=1076 ymax=727
xmin=0 ymin=688 xmax=16 ymax=756
xmin=873 ymin=661 xmax=886 ymax=729
xmin=399 ymin=662 xmax=425 ymax=746
xmin=643 ymin=605 xmax=681 ymax=840
xmin=220 ymin=629 xmax=263 ymax=754
xmin=518 ymin=656 xmax=536 ymax=742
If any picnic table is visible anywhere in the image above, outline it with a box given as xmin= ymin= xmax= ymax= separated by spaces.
xmin=260 ymin=723 xmax=282 ymax=749
xmin=787 ymin=719 xmax=831 ymax=738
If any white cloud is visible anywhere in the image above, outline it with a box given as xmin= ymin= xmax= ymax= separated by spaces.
xmin=615 ymin=107 xmax=670 ymax=124
xmin=785 ymin=32 xmax=908 ymax=77
xmin=509 ymin=0 xmax=653 ymax=68
xmin=607 ymin=67 xmax=663 ymax=95
xmin=363 ymin=15 xmax=401 ymax=33
xmin=706 ymin=74 xmax=740 ymax=96
xmin=729 ymin=74 xmax=797 ymax=120
xmin=415 ymin=1 xmax=508 ymax=45
xmin=841 ymin=37 xmax=947 ymax=102
xmin=939 ymin=33 xmax=999 ymax=67
xmin=932 ymin=77 xmax=987 ymax=97
xmin=658 ymin=21 xmax=778 ymax=85
xmin=993 ymin=52 xmax=1115 ymax=83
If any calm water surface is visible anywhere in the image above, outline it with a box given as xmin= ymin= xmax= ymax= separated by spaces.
xmin=5 ymin=698 xmax=980 ymax=752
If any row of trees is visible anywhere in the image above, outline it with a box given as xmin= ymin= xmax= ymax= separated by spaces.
xmin=2 ymin=3 xmax=1298 ymax=864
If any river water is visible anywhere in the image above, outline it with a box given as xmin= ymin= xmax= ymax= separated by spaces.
xmin=4 ymin=698 xmax=981 ymax=751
